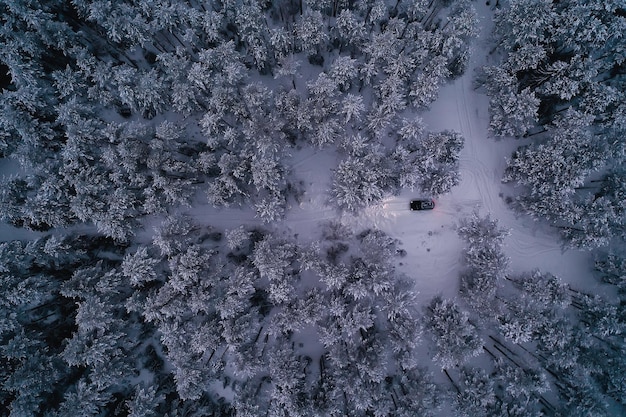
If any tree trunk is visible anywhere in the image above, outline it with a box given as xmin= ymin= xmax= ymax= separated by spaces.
xmin=443 ymin=369 xmax=460 ymax=393
xmin=483 ymin=345 xmax=497 ymax=359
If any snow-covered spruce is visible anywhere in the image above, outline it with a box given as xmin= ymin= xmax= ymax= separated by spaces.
xmin=485 ymin=0 xmax=626 ymax=249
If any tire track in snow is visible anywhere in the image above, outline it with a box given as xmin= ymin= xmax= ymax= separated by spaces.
xmin=459 ymin=76 xmax=474 ymax=139
xmin=456 ymin=74 xmax=501 ymax=215
xmin=339 ymin=202 xmax=401 ymax=231
xmin=452 ymin=77 xmax=560 ymax=261
xmin=507 ymin=235 xmax=563 ymax=259
xmin=288 ymin=148 xmax=324 ymax=169
xmin=437 ymin=3 xmax=581 ymax=279
xmin=503 ymin=218 xmax=568 ymax=260
xmin=435 ymin=199 xmax=482 ymax=217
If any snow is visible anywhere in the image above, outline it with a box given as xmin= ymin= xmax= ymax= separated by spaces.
xmin=0 ymin=0 xmax=593 ymax=302
xmin=271 ymin=0 xmax=599 ymax=303
xmin=1 ymin=2 xmax=622 ymax=415
xmin=0 ymin=0 xmax=600 ymax=316
xmin=416 ymin=0 xmax=597 ymax=293
xmin=0 ymin=222 xmax=40 ymax=243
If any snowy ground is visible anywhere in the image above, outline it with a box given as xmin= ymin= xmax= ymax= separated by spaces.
xmin=278 ymin=1 xmax=598 ymax=302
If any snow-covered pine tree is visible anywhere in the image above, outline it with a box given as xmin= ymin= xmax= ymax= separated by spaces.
xmin=295 ymin=9 xmax=328 ymax=57
xmin=454 ymin=366 xmax=498 ymax=417
xmin=330 ymin=55 xmax=359 ymax=91
xmin=331 ymin=153 xmax=393 ymax=211
xmin=126 ymin=384 xmax=164 ymax=417
xmin=457 ymin=212 xmax=509 ymax=310
xmin=253 ymin=236 xmax=299 ymax=305
xmin=594 ymin=250 xmax=626 ymax=292
xmin=423 ymin=296 xmax=482 ymax=368
xmin=235 ymin=2 xmax=271 ymax=71
xmin=484 ymin=65 xmax=540 ymax=137
xmin=335 ymin=9 xmax=366 ymax=52
xmin=493 ymin=358 xmax=550 ymax=417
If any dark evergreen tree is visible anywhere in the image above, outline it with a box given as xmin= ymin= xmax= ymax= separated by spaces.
xmin=487 ymin=0 xmax=626 ymax=248
xmin=454 ymin=366 xmax=497 ymax=417
xmin=457 ymin=212 xmax=509 ymax=311
xmin=493 ymin=358 xmax=550 ymax=417
xmin=422 ymin=296 xmax=482 ymax=368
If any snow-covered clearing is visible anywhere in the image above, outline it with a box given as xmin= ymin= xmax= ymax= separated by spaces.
xmin=277 ymin=0 xmax=598 ymax=302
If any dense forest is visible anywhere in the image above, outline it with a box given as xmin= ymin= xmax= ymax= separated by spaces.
xmin=0 ymin=0 xmax=625 ymax=416
xmin=482 ymin=0 xmax=626 ymax=249
xmin=0 ymin=0 xmax=472 ymax=235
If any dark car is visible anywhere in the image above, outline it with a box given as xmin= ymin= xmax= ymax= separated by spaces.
xmin=410 ymin=199 xmax=435 ymax=210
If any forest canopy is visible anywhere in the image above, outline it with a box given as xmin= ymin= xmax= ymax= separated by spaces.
xmin=0 ymin=0 xmax=475 ymax=415
xmin=1 ymin=0 xmax=625 ymax=416
xmin=0 ymin=0 xmax=473 ymax=236
xmin=483 ymin=0 xmax=626 ymax=249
